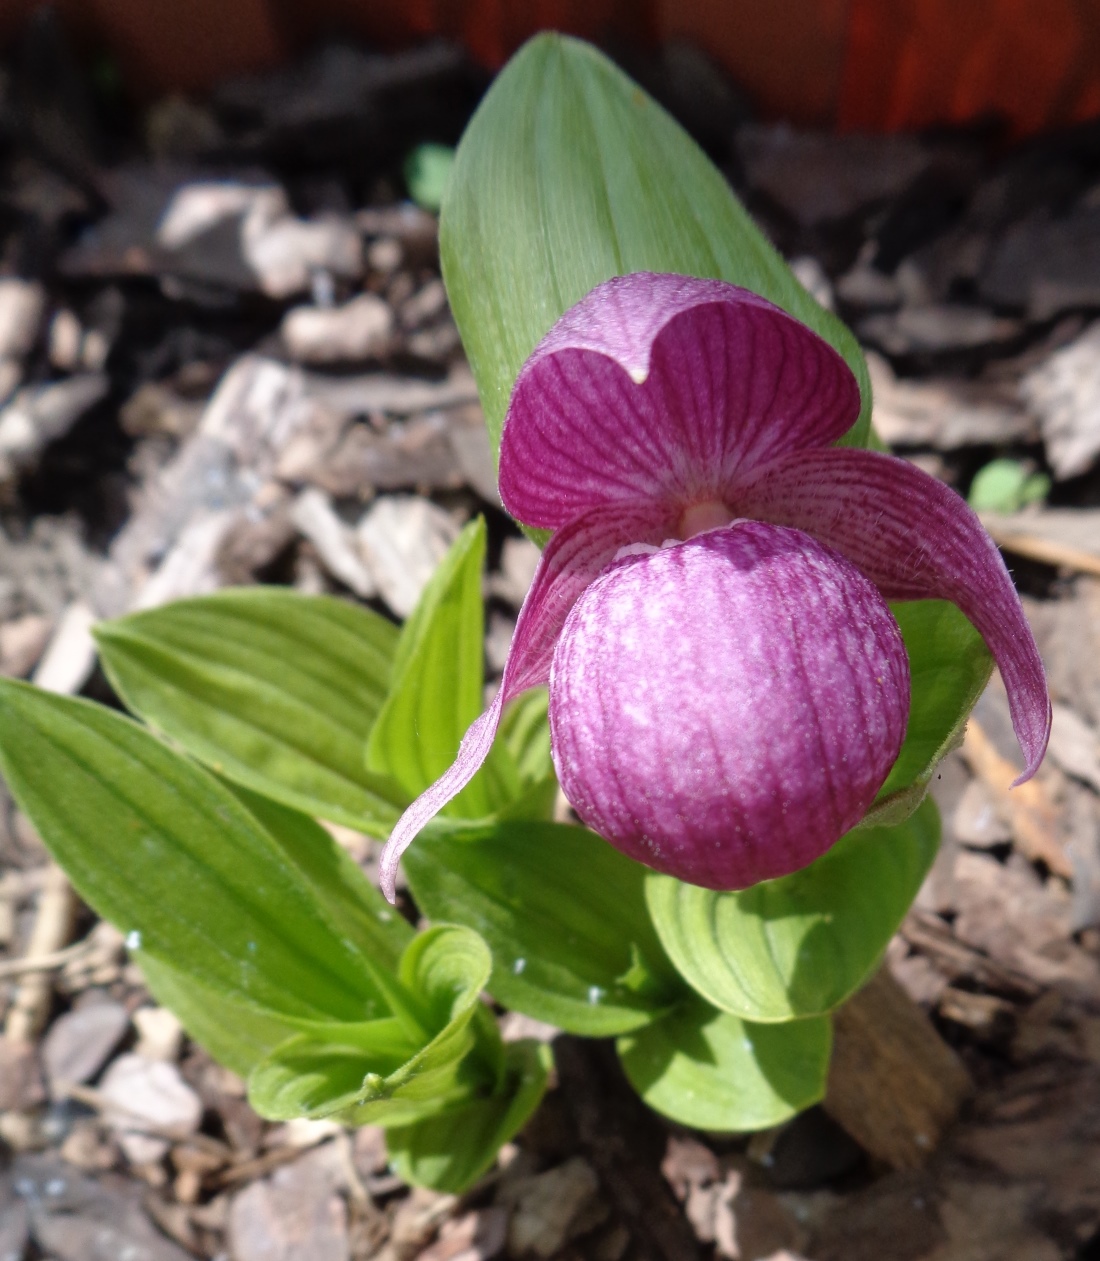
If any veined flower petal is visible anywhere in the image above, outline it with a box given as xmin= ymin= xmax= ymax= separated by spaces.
xmin=499 ymin=273 xmax=860 ymax=529
xmin=378 ymin=500 xmax=673 ymax=901
xmin=735 ymin=448 xmax=1052 ymax=780
xmin=548 ymin=522 xmax=910 ymax=889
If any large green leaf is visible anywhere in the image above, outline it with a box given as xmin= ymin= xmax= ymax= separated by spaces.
xmin=645 ymin=796 xmax=940 ymax=1023
xmin=440 ymin=33 xmax=871 ymax=457
xmin=231 ymin=789 xmax=413 ymax=973
xmin=403 ymin=820 xmax=683 ymax=1036
xmin=866 ymin=601 xmax=993 ymax=826
xmin=387 ymin=1039 xmax=552 ymax=1193
xmin=618 ymin=995 xmax=832 ymax=1132
xmin=0 ymin=680 xmax=388 ymax=1022
xmin=137 ymin=954 xmax=310 ymax=1078
xmin=94 ymin=588 xmax=404 ymax=835
xmin=247 ymin=925 xmax=498 ymax=1127
xmin=366 ymin=518 xmax=519 ymax=818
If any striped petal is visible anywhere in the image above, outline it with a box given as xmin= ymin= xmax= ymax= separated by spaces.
xmin=379 ymin=500 xmax=672 ymax=900
xmin=499 ymin=273 xmax=860 ymax=530
xmin=735 ymin=448 xmax=1051 ymax=781
xmin=549 ymin=522 xmax=910 ymax=888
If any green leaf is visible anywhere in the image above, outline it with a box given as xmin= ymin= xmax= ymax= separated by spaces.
xmin=137 ymin=953 xmax=309 ymax=1078
xmin=366 ymin=518 xmax=520 ymax=819
xmin=94 ymin=588 xmax=404 ymax=835
xmin=440 ymin=33 xmax=871 ymax=459
xmin=868 ymin=601 xmax=993 ymax=826
xmin=404 ymin=821 xmax=683 ymax=1036
xmin=405 ymin=143 xmax=456 ymax=213
xmin=499 ymin=687 xmax=554 ymax=786
xmin=618 ymin=995 xmax=832 ymax=1132
xmin=247 ymin=925 xmax=498 ymax=1126
xmin=231 ymin=789 xmax=413 ymax=973
xmin=387 ymin=1039 xmax=552 ymax=1193
xmin=968 ymin=458 xmax=1049 ymax=513
xmin=645 ymin=796 xmax=940 ymax=1023
xmin=0 ymin=680 xmax=390 ymax=1022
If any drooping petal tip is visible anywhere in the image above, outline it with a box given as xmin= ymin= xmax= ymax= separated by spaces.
xmin=379 ymin=500 xmax=674 ymax=897
xmin=735 ymin=447 xmax=1052 ymax=784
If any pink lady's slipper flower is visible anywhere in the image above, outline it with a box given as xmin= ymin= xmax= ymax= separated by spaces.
xmin=380 ymin=273 xmax=1051 ymax=900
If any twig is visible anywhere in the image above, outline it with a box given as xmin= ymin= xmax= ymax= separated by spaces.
xmin=981 ymin=521 xmax=1100 ymax=578
xmin=961 ymin=718 xmax=1072 ymax=878
xmin=0 ymin=936 xmax=93 ymax=980
xmin=65 ymin=1082 xmax=233 ymax=1157
xmin=825 ymin=967 xmax=972 ymax=1169
xmin=3 ymin=862 xmax=77 ymax=1042
xmin=901 ymin=908 xmax=1042 ymax=999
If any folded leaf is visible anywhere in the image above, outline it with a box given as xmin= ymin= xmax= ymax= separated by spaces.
xmin=0 ymin=680 xmax=390 ymax=1022
xmin=95 ymin=588 xmax=404 ymax=834
xmin=617 ymin=995 xmax=832 ymax=1131
xmin=645 ymin=797 xmax=940 ymax=1023
xmin=403 ymin=821 xmax=683 ymax=1036
xmin=386 ymin=1039 xmax=552 ymax=1193
xmin=248 ymin=925 xmax=500 ymax=1127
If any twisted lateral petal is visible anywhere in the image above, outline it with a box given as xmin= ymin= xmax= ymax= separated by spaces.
xmin=735 ymin=448 xmax=1052 ymax=780
xmin=379 ymin=501 xmax=673 ymax=901
xmin=499 ymin=273 xmax=860 ymax=530
xmin=549 ymin=523 xmax=910 ymax=889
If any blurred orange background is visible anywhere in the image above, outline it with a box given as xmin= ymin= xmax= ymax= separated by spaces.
xmin=1 ymin=0 xmax=1098 ymax=136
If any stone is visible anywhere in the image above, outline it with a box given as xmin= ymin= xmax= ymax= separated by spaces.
xmin=9 ymin=1151 xmax=192 ymax=1261
xmin=738 ymin=128 xmax=933 ymax=225
xmin=98 ymin=1054 xmax=203 ymax=1165
xmin=789 ymin=255 xmax=834 ymax=311
xmin=418 ymin=1209 xmax=508 ymax=1261
xmin=356 ymin=495 xmax=460 ymax=618
xmin=1020 ymin=321 xmax=1100 ymax=479
xmin=154 ymin=181 xmax=363 ymax=300
xmin=0 ymin=1036 xmax=46 ymax=1110
xmin=952 ymin=778 xmax=1012 ymax=849
xmin=399 ymin=278 xmax=448 ymax=330
xmin=119 ymin=382 xmax=204 ymax=439
xmin=1048 ymin=703 xmax=1100 ymax=792
xmin=48 ymin=308 xmax=84 ymax=372
xmin=0 ymin=278 xmax=46 ymax=360
xmin=41 ymin=997 xmax=129 ymax=1095
xmin=981 ymin=206 xmax=1100 ymax=319
xmin=132 ymin=1006 xmax=184 ymax=1063
xmin=242 ymin=209 xmax=362 ymax=302
xmin=0 ymin=373 xmax=110 ymax=481
xmin=228 ymin=1143 xmax=349 ymax=1261
xmin=497 ymin=1156 xmax=604 ymax=1258
xmin=859 ymin=305 xmax=1022 ymax=356
xmin=0 ymin=357 xmax=20 ymax=407
xmin=488 ymin=538 xmax=541 ymax=608
xmin=291 ymin=488 xmax=376 ymax=598
xmin=0 ymin=613 xmax=53 ymax=677
xmin=868 ymin=353 xmax=1034 ymax=448
xmin=390 ymin=1186 xmax=459 ymax=1254
xmin=281 ymin=293 xmax=394 ymax=364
